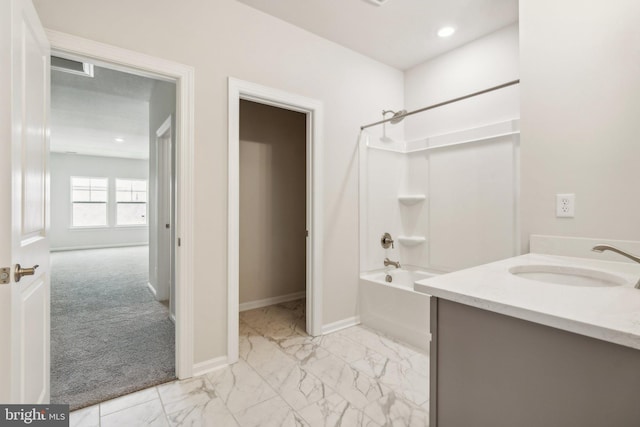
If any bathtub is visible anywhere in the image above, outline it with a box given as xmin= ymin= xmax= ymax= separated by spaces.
xmin=359 ymin=268 xmax=436 ymax=351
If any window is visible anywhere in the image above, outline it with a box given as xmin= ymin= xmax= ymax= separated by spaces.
xmin=71 ymin=177 xmax=108 ymax=227
xmin=116 ymin=179 xmax=147 ymax=225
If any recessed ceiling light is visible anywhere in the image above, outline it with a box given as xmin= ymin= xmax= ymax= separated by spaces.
xmin=437 ymin=26 xmax=456 ymax=38
xmin=114 ymin=138 xmax=125 ymax=143
xmin=364 ymin=0 xmax=390 ymax=6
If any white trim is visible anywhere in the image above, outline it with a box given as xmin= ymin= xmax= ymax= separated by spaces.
xmin=156 ymin=116 xmax=172 ymax=138
xmin=46 ymin=30 xmax=183 ymax=82
xmin=239 ymin=291 xmax=306 ymax=312
xmin=228 ymin=78 xmax=324 ymax=365
xmin=47 ymin=30 xmax=195 ymax=379
xmin=50 ymin=242 xmax=148 ymax=252
xmin=192 ymin=356 xmax=228 ymax=377
xmin=146 ymin=282 xmax=157 ymax=297
xmin=322 ymin=316 xmax=361 ymax=335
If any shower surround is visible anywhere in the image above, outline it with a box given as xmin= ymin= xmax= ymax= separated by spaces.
xmin=359 ymin=119 xmax=520 ymax=349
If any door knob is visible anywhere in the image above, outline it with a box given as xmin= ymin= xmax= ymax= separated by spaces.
xmin=14 ymin=264 xmax=39 ymax=282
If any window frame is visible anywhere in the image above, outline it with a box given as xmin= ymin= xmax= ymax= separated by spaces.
xmin=115 ymin=178 xmax=149 ymax=227
xmin=69 ymin=176 xmax=109 ymax=229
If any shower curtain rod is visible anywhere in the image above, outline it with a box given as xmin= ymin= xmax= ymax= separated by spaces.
xmin=360 ymin=79 xmax=520 ymax=130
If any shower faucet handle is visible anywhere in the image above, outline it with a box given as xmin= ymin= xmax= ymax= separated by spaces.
xmin=381 ymin=232 xmax=394 ymax=249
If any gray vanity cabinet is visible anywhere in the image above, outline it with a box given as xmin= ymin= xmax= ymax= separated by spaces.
xmin=429 ymin=297 xmax=640 ymax=427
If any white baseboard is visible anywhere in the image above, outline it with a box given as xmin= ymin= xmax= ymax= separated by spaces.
xmin=147 ymin=282 xmax=157 ymax=297
xmin=50 ymin=242 xmax=149 ymax=252
xmin=239 ymin=291 xmax=306 ymax=312
xmin=192 ymin=356 xmax=229 ymax=377
xmin=322 ymin=316 xmax=361 ymax=335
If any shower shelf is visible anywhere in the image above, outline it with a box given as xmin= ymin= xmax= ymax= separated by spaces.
xmin=398 ymin=194 xmax=426 ymax=205
xmin=397 ymin=236 xmax=426 ymax=246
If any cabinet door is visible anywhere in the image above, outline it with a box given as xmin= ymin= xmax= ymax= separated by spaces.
xmin=432 ymin=298 xmax=640 ymax=427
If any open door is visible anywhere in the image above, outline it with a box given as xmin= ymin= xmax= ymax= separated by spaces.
xmin=154 ymin=117 xmax=173 ymax=303
xmin=1 ymin=0 xmax=51 ymax=403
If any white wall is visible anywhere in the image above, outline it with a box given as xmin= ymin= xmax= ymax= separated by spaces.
xmin=239 ymin=100 xmax=306 ymax=304
xmin=404 ymin=23 xmax=520 ymax=140
xmin=520 ymin=0 xmax=640 ymax=251
xmin=32 ymin=0 xmax=405 ymax=364
xmin=50 ymin=153 xmax=149 ymax=250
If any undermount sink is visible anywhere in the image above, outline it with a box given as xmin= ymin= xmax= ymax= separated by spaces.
xmin=509 ymin=264 xmax=628 ymax=287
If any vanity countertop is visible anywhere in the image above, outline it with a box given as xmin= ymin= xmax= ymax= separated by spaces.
xmin=414 ymin=253 xmax=640 ymax=350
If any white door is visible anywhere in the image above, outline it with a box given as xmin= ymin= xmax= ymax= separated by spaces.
xmin=1 ymin=0 xmax=51 ymax=404
xmin=156 ymin=120 xmax=172 ymax=303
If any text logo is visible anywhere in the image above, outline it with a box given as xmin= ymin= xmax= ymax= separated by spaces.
xmin=0 ymin=405 xmax=69 ymax=426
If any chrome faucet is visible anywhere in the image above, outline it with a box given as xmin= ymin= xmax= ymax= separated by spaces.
xmin=592 ymin=244 xmax=640 ymax=289
xmin=384 ymin=258 xmax=401 ymax=269
xmin=592 ymin=244 xmax=640 ymax=263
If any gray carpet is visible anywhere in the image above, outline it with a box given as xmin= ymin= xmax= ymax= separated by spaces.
xmin=50 ymin=246 xmax=175 ymax=411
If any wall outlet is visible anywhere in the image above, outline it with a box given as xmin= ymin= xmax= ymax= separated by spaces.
xmin=556 ymin=193 xmax=575 ymax=218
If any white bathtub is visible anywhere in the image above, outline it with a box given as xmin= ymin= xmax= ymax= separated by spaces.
xmin=359 ymin=268 xmax=436 ymax=351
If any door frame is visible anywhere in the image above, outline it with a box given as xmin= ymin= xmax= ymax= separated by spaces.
xmin=47 ymin=30 xmax=195 ymax=379
xmin=227 ymin=78 xmax=324 ymax=363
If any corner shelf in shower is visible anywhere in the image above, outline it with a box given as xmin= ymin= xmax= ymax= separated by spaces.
xmin=397 ymin=236 xmax=426 ymax=246
xmin=397 ymin=194 xmax=426 ymax=205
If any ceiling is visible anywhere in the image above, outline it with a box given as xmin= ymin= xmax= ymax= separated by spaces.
xmin=236 ymin=0 xmax=519 ymax=70
xmin=51 ymin=64 xmax=157 ymax=159
xmin=51 ymin=1 xmax=518 ymax=158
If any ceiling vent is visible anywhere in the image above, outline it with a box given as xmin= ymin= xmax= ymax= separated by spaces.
xmin=51 ymin=56 xmax=94 ymax=77
xmin=365 ymin=0 xmax=391 ymax=6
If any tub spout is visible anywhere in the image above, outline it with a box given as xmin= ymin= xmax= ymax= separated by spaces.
xmin=384 ymin=258 xmax=401 ymax=269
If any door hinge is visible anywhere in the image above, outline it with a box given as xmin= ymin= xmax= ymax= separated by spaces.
xmin=305 ymin=230 xmax=309 ymax=237
xmin=0 ymin=267 xmax=10 ymax=284
xmin=178 ymin=238 xmax=181 ymax=247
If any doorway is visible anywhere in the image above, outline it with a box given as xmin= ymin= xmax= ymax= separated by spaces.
xmin=238 ymin=100 xmax=307 ymax=338
xmin=47 ymin=30 xmax=195 ymax=389
xmin=49 ymin=60 xmax=177 ymax=409
xmin=227 ymin=78 xmax=324 ymax=363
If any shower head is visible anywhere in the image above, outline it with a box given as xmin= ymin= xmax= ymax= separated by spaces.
xmin=382 ymin=109 xmax=407 ymax=124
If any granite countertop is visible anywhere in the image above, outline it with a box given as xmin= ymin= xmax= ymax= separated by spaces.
xmin=414 ymin=253 xmax=640 ymax=350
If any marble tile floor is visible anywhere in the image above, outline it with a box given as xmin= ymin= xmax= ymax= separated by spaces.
xmin=70 ymin=299 xmax=430 ymax=427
